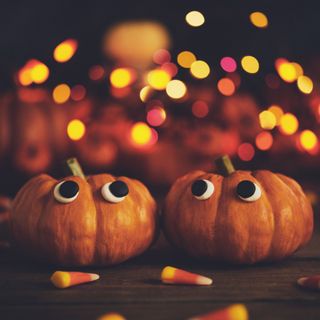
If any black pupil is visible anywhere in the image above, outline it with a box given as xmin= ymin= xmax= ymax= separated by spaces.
xmin=191 ymin=180 xmax=208 ymax=196
xmin=59 ymin=181 xmax=79 ymax=198
xmin=237 ymin=180 xmax=256 ymax=198
xmin=109 ymin=181 xmax=129 ymax=198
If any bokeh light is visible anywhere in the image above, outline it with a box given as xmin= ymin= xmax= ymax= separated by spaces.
xmin=30 ymin=62 xmax=49 ymax=84
xmin=297 ymin=75 xmax=313 ymax=94
xmin=147 ymin=69 xmax=171 ymax=90
xmin=139 ymin=86 xmax=153 ymax=102
xmin=255 ymin=131 xmax=273 ymax=150
xmin=177 ymin=51 xmax=196 ymax=68
xmin=220 ymin=57 xmax=237 ymax=72
xmin=249 ymin=12 xmax=268 ymax=28
xmin=300 ymin=130 xmax=318 ymax=151
xmin=130 ymin=122 xmax=155 ymax=146
xmin=259 ymin=110 xmax=277 ymax=130
xmin=217 ymin=78 xmax=235 ymax=96
xmin=238 ymin=143 xmax=255 ymax=161
xmin=277 ymin=62 xmax=297 ymax=83
xmin=110 ymin=68 xmax=132 ymax=88
xmin=166 ymin=79 xmax=187 ymax=99
xmin=67 ymin=119 xmax=86 ymax=141
xmin=185 ymin=11 xmax=205 ymax=27
xmin=161 ymin=62 xmax=178 ymax=77
xmin=53 ymin=83 xmax=71 ymax=104
xmin=268 ymin=105 xmax=283 ymax=125
xmin=147 ymin=107 xmax=167 ymax=127
xmin=190 ymin=60 xmax=210 ymax=79
xmin=153 ymin=49 xmax=171 ymax=65
xmin=241 ymin=56 xmax=259 ymax=74
xmin=279 ymin=113 xmax=299 ymax=135
xmin=192 ymin=100 xmax=209 ymax=118
xmin=53 ymin=39 xmax=78 ymax=63
xmin=89 ymin=65 xmax=105 ymax=81
xmin=71 ymin=85 xmax=86 ymax=101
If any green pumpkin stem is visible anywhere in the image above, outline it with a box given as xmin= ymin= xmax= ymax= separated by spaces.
xmin=65 ymin=158 xmax=86 ymax=180
xmin=215 ymin=155 xmax=235 ymax=176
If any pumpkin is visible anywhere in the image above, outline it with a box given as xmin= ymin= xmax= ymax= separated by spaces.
xmin=103 ymin=21 xmax=170 ymax=69
xmin=162 ymin=155 xmax=313 ymax=264
xmin=11 ymin=158 xmax=157 ymax=266
xmin=0 ymin=91 xmax=68 ymax=174
xmin=0 ymin=195 xmax=11 ymax=244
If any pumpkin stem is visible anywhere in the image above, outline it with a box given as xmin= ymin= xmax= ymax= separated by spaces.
xmin=215 ymin=155 xmax=235 ymax=176
xmin=65 ymin=158 xmax=86 ymax=180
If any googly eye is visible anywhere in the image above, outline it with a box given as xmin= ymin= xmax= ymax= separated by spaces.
xmin=54 ymin=180 xmax=79 ymax=204
xmin=191 ymin=179 xmax=215 ymax=200
xmin=101 ymin=180 xmax=129 ymax=203
xmin=236 ymin=180 xmax=261 ymax=202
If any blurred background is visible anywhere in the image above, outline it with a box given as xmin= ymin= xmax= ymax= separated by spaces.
xmin=0 ymin=0 xmax=320 ymax=200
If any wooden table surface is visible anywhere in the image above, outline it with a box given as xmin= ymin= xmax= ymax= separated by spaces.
xmin=0 ymin=228 xmax=319 ymax=320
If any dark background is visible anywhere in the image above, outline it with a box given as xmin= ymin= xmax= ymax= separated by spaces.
xmin=1 ymin=0 xmax=320 ymax=91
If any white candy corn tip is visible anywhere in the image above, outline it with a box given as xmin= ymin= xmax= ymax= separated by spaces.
xmin=197 ymin=276 xmax=213 ymax=286
xmin=297 ymin=277 xmax=307 ymax=286
xmin=90 ymin=273 xmax=100 ymax=281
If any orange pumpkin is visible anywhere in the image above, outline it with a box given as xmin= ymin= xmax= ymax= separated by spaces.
xmin=163 ymin=155 xmax=313 ymax=264
xmin=11 ymin=159 xmax=157 ymax=266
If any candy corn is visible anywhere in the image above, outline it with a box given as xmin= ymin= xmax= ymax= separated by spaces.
xmin=189 ymin=304 xmax=248 ymax=320
xmin=161 ymin=266 xmax=213 ymax=286
xmin=50 ymin=271 xmax=99 ymax=289
xmin=297 ymin=275 xmax=320 ymax=290
xmin=97 ymin=313 xmax=126 ymax=320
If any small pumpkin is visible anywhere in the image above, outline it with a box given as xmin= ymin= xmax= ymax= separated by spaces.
xmin=163 ymin=155 xmax=313 ymax=264
xmin=11 ymin=158 xmax=157 ymax=266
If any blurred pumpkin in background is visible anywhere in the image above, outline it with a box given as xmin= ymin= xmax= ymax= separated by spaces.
xmin=163 ymin=155 xmax=313 ymax=264
xmin=103 ymin=21 xmax=170 ymax=69
xmin=11 ymin=158 xmax=158 ymax=266
xmin=0 ymin=90 xmax=68 ymax=174
xmin=0 ymin=195 xmax=11 ymax=244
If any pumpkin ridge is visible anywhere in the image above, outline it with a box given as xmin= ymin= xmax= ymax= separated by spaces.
xmin=251 ymin=170 xmax=276 ymax=260
xmin=275 ymin=173 xmax=313 ymax=249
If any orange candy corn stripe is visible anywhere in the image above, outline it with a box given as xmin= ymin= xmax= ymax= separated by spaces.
xmin=97 ymin=313 xmax=126 ymax=320
xmin=297 ymin=275 xmax=320 ymax=290
xmin=50 ymin=271 xmax=99 ymax=288
xmin=161 ymin=266 xmax=213 ymax=286
xmin=189 ymin=304 xmax=249 ymax=320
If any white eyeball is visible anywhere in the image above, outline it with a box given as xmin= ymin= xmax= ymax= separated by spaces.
xmin=236 ymin=180 xmax=261 ymax=202
xmin=101 ymin=180 xmax=129 ymax=203
xmin=191 ymin=179 xmax=215 ymax=200
xmin=54 ymin=180 xmax=79 ymax=204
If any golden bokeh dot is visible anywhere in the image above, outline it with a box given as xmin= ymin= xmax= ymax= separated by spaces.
xmin=241 ymin=56 xmax=259 ymax=74
xmin=166 ymin=80 xmax=187 ymax=99
xmin=185 ymin=11 xmax=205 ymax=27
xmin=190 ymin=60 xmax=210 ymax=79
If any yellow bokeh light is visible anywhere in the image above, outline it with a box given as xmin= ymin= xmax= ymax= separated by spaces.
xmin=67 ymin=119 xmax=86 ymax=141
xmin=147 ymin=69 xmax=171 ymax=90
xmin=18 ymin=68 xmax=33 ymax=86
xmin=259 ymin=110 xmax=277 ymax=130
xmin=292 ymin=62 xmax=303 ymax=77
xmin=166 ymin=79 xmax=187 ymax=99
xmin=268 ymin=105 xmax=284 ymax=125
xmin=241 ymin=56 xmax=259 ymax=74
xmin=297 ymin=75 xmax=313 ymax=94
xmin=53 ymin=84 xmax=71 ymax=104
xmin=110 ymin=68 xmax=132 ymax=88
xmin=53 ymin=39 xmax=78 ymax=63
xmin=131 ymin=122 xmax=152 ymax=146
xmin=249 ymin=12 xmax=268 ymax=28
xmin=190 ymin=60 xmax=210 ymax=79
xmin=277 ymin=62 xmax=297 ymax=83
xmin=177 ymin=51 xmax=196 ymax=68
xmin=300 ymin=130 xmax=318 ymax=150
xmin=185 ymin=11 xmax=205 ymax=27
xmin=139 ymin=85 xmax=153 ymax=102
xmin=30 ymin=63 xmax=49 ymax=84
xmin=279 ymin=113 xmax=299 ymax=135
